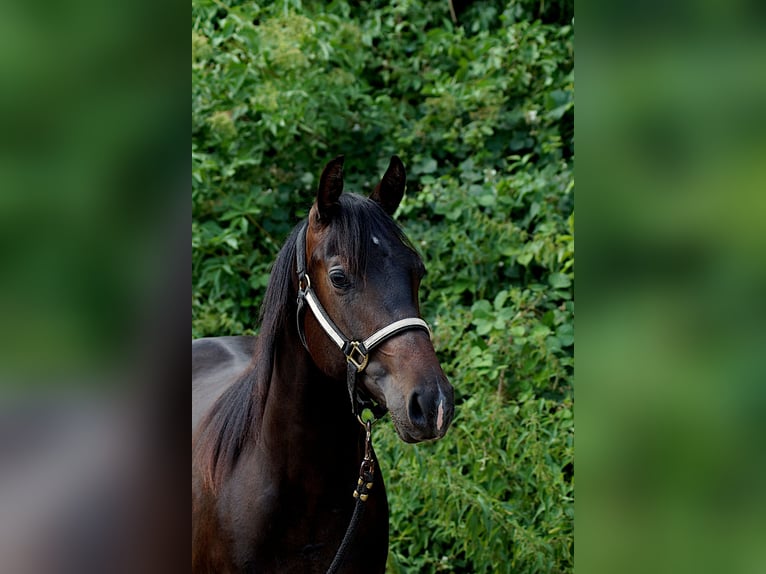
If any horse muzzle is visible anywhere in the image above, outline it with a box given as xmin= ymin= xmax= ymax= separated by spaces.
xmin=398 ymin=375 xmax=454 ymax=442
xmin=363 ymin=356 xmax=454 ymax=443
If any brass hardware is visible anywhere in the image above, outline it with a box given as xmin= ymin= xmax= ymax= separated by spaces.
xmin=345 ymin=341 xmax=369 ymax=371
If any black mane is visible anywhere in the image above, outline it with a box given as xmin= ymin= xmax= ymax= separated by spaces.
xmin=194 ymin=193 xmax=420 ymax=490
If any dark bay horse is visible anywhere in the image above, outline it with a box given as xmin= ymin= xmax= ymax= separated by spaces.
xmin=192 ymin=156 xmax=454 ymax=573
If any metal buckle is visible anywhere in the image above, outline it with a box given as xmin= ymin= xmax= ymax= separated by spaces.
xmin=345 ymin=341 xmax=369 ymax=372
xmin=356 ymin=408 xmax=378 ymax=427
xmin=298 ymin=273 xmax=310 ymax=294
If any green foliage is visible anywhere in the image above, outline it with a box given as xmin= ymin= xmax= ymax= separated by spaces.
xmin=192 ymin=1 xmax=573 ymax=572
xmin=382 ymin=391 xmax=573 ymax=573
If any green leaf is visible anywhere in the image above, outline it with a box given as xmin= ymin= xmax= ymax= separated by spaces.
xmin=531 ymin=324 xmax=552 ymax=338
xmin=556 ymin=323 xmax=574 ymax=347
xmin=517 ymin=252 xmax=533 ymax=266
xmin=548 ymin=272 xmax=571 ymax=289
xmin=420 ymin=157 xmax=438 ymax=174
xmin=477 ymin=193 xmax=496 ymax=207
xmin=510 ymin=325 xmax=526 ymax=337
xmin=493 ymin=289 xmax=509 ymax=310
xmin=476 ymin=322 xmax=493 ymax=336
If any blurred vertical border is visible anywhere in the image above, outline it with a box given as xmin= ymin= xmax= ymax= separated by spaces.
xmin=578 ymin=0 xmax=766 ymax=573
xmin=0 ymin=0 xmax=186 ymax=571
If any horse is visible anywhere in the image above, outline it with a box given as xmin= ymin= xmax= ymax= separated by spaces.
xmin=192 ymin=155 xmax=455 ymax=573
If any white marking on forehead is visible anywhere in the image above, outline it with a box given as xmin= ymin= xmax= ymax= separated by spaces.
xmin=372 ymin=235 xmax=380 ymax=245
xmin=436 ymin=397 xmax=445 ymax=431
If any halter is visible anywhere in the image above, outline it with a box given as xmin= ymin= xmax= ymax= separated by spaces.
xmin=294 ymin=222 xmax=431 ymax=417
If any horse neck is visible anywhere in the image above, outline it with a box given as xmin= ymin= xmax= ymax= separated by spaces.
xmin=259 ymin=327 xmax=362 ymax=475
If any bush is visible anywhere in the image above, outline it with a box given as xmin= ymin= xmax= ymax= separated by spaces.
xmin=192 ymin=1 xmax=573 ymax=572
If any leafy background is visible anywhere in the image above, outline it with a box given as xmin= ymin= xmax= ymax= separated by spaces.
xmin=192 ymin=1 xmax=573 ymax=572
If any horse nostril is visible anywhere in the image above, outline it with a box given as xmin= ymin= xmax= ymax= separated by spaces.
xmin=407 ymin=391 xmax=429 ymax=430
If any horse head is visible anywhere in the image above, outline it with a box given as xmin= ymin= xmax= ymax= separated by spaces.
xmin=300 ymin=155 xmax=454 ymax=442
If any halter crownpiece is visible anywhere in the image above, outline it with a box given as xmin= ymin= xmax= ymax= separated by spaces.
xmin=294 ymin=222 xmax=431 ymax=415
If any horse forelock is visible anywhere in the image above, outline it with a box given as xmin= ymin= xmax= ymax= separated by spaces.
xmin=320 ymin=193 xmax=420 ymax=278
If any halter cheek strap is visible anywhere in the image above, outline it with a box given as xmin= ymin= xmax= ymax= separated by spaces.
xmin=294 ymin=222 xmax=431 ymax=416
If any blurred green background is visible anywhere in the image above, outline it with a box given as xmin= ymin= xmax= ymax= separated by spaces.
xmin=577 ymin=1 xmax=766 ymax=573
xmin=192 ymin=1 xmax=574 ymax=572
xmin=0 ymin=0 xmax=185 ymax=381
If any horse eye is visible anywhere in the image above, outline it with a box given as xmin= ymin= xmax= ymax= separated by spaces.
xmin=329 ymin=268 xmax=350 ymax=289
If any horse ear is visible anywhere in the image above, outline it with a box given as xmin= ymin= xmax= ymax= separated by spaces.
xmin=370 ymin=155 xmax=406 ymax=216
xmin=316 ymin=155 xmax=345 ymax=221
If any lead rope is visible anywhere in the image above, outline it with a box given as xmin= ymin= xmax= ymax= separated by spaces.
xmin=326 ymin=418 xmax=376 ymax=574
